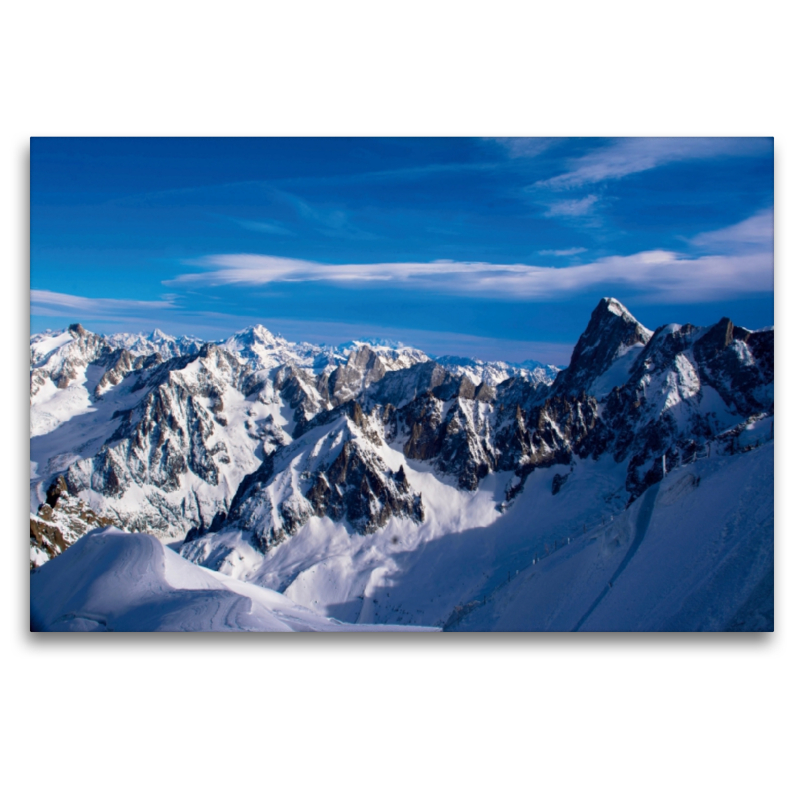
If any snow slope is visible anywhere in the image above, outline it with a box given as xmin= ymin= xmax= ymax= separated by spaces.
xmin=182 ymin=436 xmax=772 ymax=632
xmin=449 ymin=441 xmax=773 ymax=631
xmin=30 ymin=528 xmax=438 ymax=632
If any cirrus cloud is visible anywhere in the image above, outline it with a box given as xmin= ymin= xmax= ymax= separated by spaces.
xmin=165 ymin=245 xmax=773 ymax=305
xmin=31 ymin=290 xmax=179 ymax=316
xmin=690 ymin=207 xmax=774 ymax=251
xmin=30 ymin=290 xmax=185 ymax=331
xmin=538 ymin=247 xmax=588 ymax=257
xmin=544 ymin=194 xmax=599 ymax=218
xmin=536 ymin=137 xmax=772 ymax=190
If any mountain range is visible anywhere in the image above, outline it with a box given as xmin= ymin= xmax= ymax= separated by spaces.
xmin=29 ymin=299 xmax=774 ymax=631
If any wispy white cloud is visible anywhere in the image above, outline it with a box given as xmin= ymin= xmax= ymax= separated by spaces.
xmin=31 ymin=290 xmax=178 ymax=317
xmin=690 ymin=208 xmax=773 ymax=251
xmin=233 ymin=217 xmax=296 ymax=236
xmin=166 ymin=248 xmax=773 ymax=304
xmin=273 ymin=189 xmax=378 ymax=240
xmin=544 ymin=195 xmax=599 ymax=218
xmin=537 ymin=137 xmax=771 ymax=190
xmin=538 ymin=247 xmax=587 ymax=257
xmin=30 ymin=290 xmax=240 ymax=341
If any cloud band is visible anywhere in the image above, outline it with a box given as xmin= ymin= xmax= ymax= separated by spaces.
xmin=166 ymin=248 xmax=773 ymax=304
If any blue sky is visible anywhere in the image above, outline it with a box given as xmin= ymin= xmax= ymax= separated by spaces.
xmin=30 ymin=137 xmax=773 ymax=364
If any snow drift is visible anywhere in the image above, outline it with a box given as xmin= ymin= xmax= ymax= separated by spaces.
xmin=30 ymin=528 xmax=437 ymax=632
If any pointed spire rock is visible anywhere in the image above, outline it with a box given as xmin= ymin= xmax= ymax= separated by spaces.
xmin=551 ymin=298 xmax=652 ymax=396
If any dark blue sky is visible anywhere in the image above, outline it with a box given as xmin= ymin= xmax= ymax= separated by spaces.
xmin=30 ymin=137 xmax=773 ymax=363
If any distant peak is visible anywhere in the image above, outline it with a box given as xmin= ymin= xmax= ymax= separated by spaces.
xmin=362 ymin=336 xmax=405 ymax=349
xmin=234 ymin=324 xmax=278 ymax=342
xmin=339 ymin=337 xmax=405 ymax=351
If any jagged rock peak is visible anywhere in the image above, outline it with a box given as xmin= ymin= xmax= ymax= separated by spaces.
xmin=695 ymin=317 xmax=751 ymax=356
xmin=68 ymin=322 xmax=87 ymax=337
xmin=551 ymin=297 xmax=652 ymax=396
xmin=327 ymin=345 xmax=388 ymax=406
xmin=345 ymin=344 xmax=380 ymax=368
xmin=600 ymin=296 xmax=637 ymax=321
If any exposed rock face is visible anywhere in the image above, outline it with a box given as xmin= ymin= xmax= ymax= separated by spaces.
xmin=400 ymin=394 xmax=447 ymax=461
xmin=391 ymin=389 xmax=495 ymax=491
xmin=30 ymin=517 xmax=68 ymax=565
xmin=495 ymin=392 xmax=603 ymax=473
xmin=95 ymin=348 xmax=163 ymax=397
xmin=306 ymin=441 xmax=424 ymax=533
xmin=367 ymin=360 xmax=452 ymax=407
xmin=551 ymin=472 xmax=569 ymax=495
xmin=69 ymin=382 xmax=229 ymax=496
xmin=219 ymin=412 xmax=424 ymax=553
xmin=31 ymin=324 xmax=437 ymax=542
xmin=326 ymin=345 xmax=388 ymax=406
xmin=191 ymin=298 xmax=772 ymax=554
xmin=45 ymin=475 xmax=68 ymax=508
xmin=692 ymin=319 xmax=774 ymax=415
xmin=273 ymin=363 xmax=327 ymax=429
xmin=64 ymin=349 xmax=247 ymax=534
xmin=30 ymin=478 xmax=115 ymax=568
xmin=30 ymin=322 xmax=114 ymax=397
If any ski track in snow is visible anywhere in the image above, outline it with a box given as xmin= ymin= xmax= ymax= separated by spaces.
xmin=571 ymin=482 xmax=659 ymax=631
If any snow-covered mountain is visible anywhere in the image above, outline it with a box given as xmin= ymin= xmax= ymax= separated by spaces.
xmin=29 ymin=324 xmax=431 ymax=544
xmin=106 ymin=328 xmax=204 ymax=359
xmin=29 ymin=298 xmax=774 ymax=630
xmin=436 ymin=354 xmax=560 ymax=387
